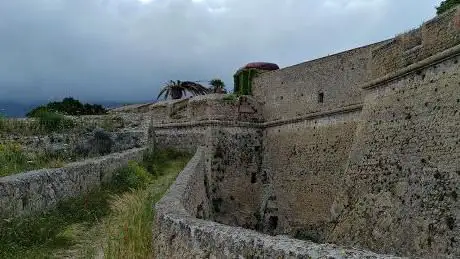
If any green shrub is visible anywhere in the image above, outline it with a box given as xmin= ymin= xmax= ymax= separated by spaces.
xmin=142 ymin=148 xmax=190 ymax=176
xmin=111 ymin=161 xmax=153 ymax=191
xmin=222 ymin=93 xmax=239 ymax=102
xmin=27 ymin=97 xmax=107 ymax=117
xmin=34 ymin=110 xmax=74 ymax=132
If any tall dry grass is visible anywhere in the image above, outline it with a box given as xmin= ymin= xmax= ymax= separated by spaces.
xmin=101 ymin=159 xmax=185 ymax=259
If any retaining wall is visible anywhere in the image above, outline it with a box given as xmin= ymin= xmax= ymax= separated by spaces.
xmin=0 ymin=148 xmax=146 ymax=218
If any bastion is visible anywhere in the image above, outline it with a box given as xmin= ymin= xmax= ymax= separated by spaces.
xmin=151 ymin=7 xmax=460 ymax=259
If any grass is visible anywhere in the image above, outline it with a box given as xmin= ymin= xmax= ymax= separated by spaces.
xmin=0 ymin=148 xmax=190 ymax=259
xmin=0 ymin=142 xmax=67 ymax=177
xmin=0 ymin=112 xmax=76 ymax=136
xmin=222 ymin=93 xmax=239 ymax=102
xmin=0 ymin=112 xmax=125 ymax=138
xmin=0 ymin=113 xmax=130 ymax=177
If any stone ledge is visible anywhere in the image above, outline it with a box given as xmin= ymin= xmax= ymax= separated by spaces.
xmin=151 ymin=104 xmax=364 ymax=131
xmin=363 ymin=43 xmax=460 ymax=90
xmin=154 ymin=147 xmax=402 ymax=259
xmin=262 ymin=103 xmax=363 ymax=128
xmin=151 ymin=120 xmax=263 ymax=129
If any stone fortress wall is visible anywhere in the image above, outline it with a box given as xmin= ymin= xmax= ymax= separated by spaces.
xmin=152 ymin=6 xmax=460 ymax=259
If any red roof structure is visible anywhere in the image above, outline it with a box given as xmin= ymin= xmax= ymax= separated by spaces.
xmin=236 ymin=62 xmax=279 ymax=74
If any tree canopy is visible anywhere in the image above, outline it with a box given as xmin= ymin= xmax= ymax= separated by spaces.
xmin=209 ymin=79 xmax=227 ymax=94
xmin=27 ymin=97 xmax=107 ymax=117
xmin=157 ymin=80 xmax=210 ymax=100
xmin=436 ymin=0 xmax=460 ymax=15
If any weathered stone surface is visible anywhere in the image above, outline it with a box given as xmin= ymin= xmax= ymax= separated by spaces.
xmin=0 ymin=148 xmax=146 ymax=218
xmin=154 ymin=148 xmax=401 ymax=259
xmin=150 ymin=9 xmax=460 ymax=258
xmin=1 ymin=129 xmax=145 ymax=158
xmin=261 ymin=112 xmax=361 ymax=241
xmin=329 ymin=51 xmax=460 ymax=258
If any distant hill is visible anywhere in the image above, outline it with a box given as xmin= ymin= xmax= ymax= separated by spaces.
xmin=0 ymin=100 xmax=148 ymax=118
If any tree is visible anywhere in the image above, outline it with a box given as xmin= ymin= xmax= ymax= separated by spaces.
xmin=26 ymin=97 xmax=107 ymax=117
xmin=157 ymin=80 xmax=210 ymax=100
xmin=209 ymin=79 xmax=227 ymax=94
xmin=436 ymin=0 xmax=460 ymax=15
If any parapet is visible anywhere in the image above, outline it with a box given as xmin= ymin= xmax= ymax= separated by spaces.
xmin=147 ymin=94 xmax=263 ymax=126
xmin=370 ymin=6 xmax=460 ymax=79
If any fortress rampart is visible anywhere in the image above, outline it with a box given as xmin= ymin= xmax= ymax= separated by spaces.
xmin=153 ymin=7 xmax=460 ymax=258
xmin=1 ymin=6 xmax=457 ymax=259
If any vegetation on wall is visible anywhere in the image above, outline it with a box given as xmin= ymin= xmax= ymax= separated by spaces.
xmin=26 ymin=97 xmax=107 ymax=117
xmin=233 ymin=69 xmax=261 ymax=95
xmin=436 ymin=0 xmax=460 ymax=14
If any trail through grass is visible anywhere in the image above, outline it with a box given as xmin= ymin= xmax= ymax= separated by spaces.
xmin=0 ymin=149 xmax=190 ymax=259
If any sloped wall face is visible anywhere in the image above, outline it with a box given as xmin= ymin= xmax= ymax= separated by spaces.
xmin=206 ymin=127 xmax=264 ymax=229
xmin=251 ymin=43 xmax=381 ymax=122
xmin=330 ymin=55 xmax=460 ymax=257
xmin=260 ymin=111 xmax=360 ymax=241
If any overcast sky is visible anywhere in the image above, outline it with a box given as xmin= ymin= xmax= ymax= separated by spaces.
xmin=0 ymin=0 xmax=441 ymax=103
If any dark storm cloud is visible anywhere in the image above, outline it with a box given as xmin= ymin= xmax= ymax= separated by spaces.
xmin=0 ymin=0 xmax=441 ymax=102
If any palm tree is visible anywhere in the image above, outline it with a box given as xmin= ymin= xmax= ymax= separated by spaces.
xmin=209 ymin=79 xmax=227 ymax=94
xmin=157 ymin=80 xmax=210 ymax=100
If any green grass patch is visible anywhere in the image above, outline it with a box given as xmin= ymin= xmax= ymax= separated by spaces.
xmin=222 ymin=93 xmax=239 ymax=102
xmin=0 ymin=143 xmax=67 ymax=177
xmin=0 ymin=148 xmax=191 ymax=259
xmin=32 ymin=111 xmax=75 ymax=133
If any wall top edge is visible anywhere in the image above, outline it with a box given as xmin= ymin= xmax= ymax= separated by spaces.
xmin=362 ymin=43 xmax=460 ymax=90
xmin=0 ymin=147 xmax=146 ymax=183
xmin=254 ymin=40 xmax=390 ymax=79
xmin=150 ymin=103 xmax=363 ymax=130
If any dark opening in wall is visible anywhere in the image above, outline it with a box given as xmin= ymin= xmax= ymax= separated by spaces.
xmin=267 ymin=216 xmax=278 ymax=233
xmin=318 ymin=92 xmax=324 ymax=103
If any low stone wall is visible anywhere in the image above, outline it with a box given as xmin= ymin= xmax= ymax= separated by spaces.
xmin=0 ymin=148 xmax=146 ymax=218
xmin=154 ymin=147 xmax=401 ymax=259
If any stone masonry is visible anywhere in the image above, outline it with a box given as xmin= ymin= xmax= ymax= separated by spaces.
xmin=152 ymin=7 xmax=460 ymax=259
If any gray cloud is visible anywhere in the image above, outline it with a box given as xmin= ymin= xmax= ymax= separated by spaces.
xmin=0 ymin=0 xmax=441 ymax=102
